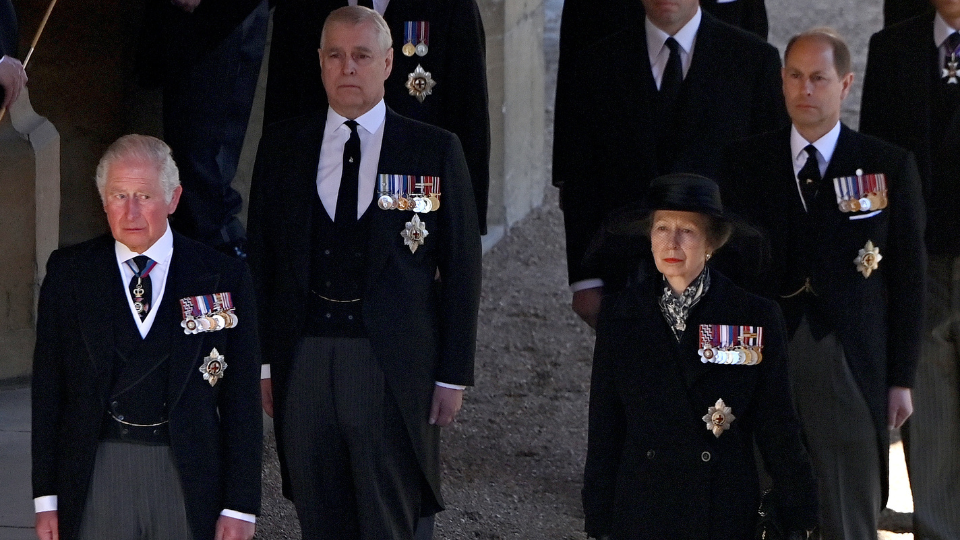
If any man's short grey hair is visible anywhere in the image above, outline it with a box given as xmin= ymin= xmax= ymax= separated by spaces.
xmin=95 ymin=134 xmax=180 ymax=204
xmin=320 ymin=6 xmax=393 ymax=54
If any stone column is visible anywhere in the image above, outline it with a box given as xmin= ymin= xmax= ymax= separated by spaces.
xmin=478 ymin=0 xmax=547 ymax=249
xmin=0 ymin=87 xmax=60 ymax=381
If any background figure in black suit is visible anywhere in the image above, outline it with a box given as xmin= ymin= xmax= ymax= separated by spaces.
xmin=861 ymin=2 xmax=960 ymax=537
xmin=248 ymin=7 xmax=481 ymax=539
xmin=722 ymin=29 xmax=925 ymax=539
xmin=582 ymin=174 xmax=817 ymax=540
xmin=884 ymin=0 xmax=933 ymax=27
xmin=0 ymin=0 xmax=25 ymax=110
xmin=554 ymin=0 xmax=787 ymax=329
xmin=32 ymin=135 xmax=263 ymax=540
xmin=137 ymin=0 xmax=269 ymax=257
xmin=263 ymin=0 xmax=490 ymax=234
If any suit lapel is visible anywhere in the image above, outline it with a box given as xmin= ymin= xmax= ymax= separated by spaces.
xmin=77 ymin=237 xmax=122 ymax=401
xmin=677 ymin=13 xmax=720 ymax=137
xmin=285 ymin=116 xmax=326 ymax=293
xmin=366 ymin=109 xmax=410 ymax=283
xmin=166 ymin=234 xmax=220 ymax=411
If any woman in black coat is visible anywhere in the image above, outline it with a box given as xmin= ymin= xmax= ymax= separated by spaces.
xmin=582 ymin=174 xmax=818 ymax=540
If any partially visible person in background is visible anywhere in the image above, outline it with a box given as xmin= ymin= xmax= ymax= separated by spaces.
xmin=264 ymin=0 xmax=490 ymax=235
xmin=861 ymin=0 xmax=960 ymax=536
xmin=0 ymin=0 xmax=26 ymax=111
xmin=555 ymin=0 xmax=786 ymax=329
xmin=137 ymin=0 xmax=269 ymax=259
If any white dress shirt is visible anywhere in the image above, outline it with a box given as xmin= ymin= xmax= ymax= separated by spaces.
xmin=935 ymin=12 xmax=960 ymax=66
xmin=317 ymin=101 xmax=387 ymax=221
xmin=790 ymin=121 xmax=841 ymax=212
xmin=36 ymin=223 xmax=256 ymax=523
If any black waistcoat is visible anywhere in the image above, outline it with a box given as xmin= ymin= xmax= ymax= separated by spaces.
xmin=306 ymin=192 xmax=373 ymax=337
xmin=103 ymin=286 xmax=177 ymax=445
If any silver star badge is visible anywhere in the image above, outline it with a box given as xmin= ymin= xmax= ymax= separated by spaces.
xmin=405 ymin=64 xmax=436 ymax=103
xmin=854 ymin=240 xmax=882 ymax=278
xmin=703 ymin=398 xmax=736 ymax=438
xmin=200 ymin=348 xmax=227 ymax=387
xmin=401 ymin=214 xmax=429 ymax=253
xmin=944 ymin=58 xmax=959 ymax=84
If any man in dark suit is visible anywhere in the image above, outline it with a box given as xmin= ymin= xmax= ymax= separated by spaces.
xmin=263 ymin=0 xmax=490 ymax=234
xmin=137 ymin=0 xmax=269 ymax=257
xmin=32 ymin=135 xmax=263 ymax=540
xmin=861 ymin=2 xmax=960 ymax=536
xmin=0 ymin=0 xmax=25 ymax=110
xmin=554 ymin=0 xmax=786 ymax=328
xmin=722 ymin=29 xmax=925 ymax=539
xmin=247 ymin=7 xmax=481 ymax=539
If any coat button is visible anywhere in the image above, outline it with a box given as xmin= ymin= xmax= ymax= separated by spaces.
xmin=324 ymin=249 xmax=331 ymax=255
xmin=111 ymin=401 xmax=119 ymax=409
xmin=647 ymin=450 xmax=656 ymax=460
xmin=701 ymin=451 xmax=711 ymax=462
xmin=121 ymin=428 xmax=129 ymax=435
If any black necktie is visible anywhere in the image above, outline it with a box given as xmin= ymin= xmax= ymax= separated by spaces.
xmin=357 ymin=0 xmax=374 ymax=9
xmin=128 ymin=255 xmax=154 ymax=321
xmin=659 ymin=37 xmax=683 ymax=109
xmin=335 ymin=120 xmax=361 ymax=226
xmin=798 ymin=145 xmax=821 ymax=208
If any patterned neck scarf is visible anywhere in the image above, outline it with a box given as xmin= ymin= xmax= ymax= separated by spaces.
xmin=658 ymin=268 xmax=710 ymax=342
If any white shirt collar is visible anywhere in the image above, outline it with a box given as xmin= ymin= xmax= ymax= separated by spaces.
xmin=790 ymin=121 xmax=841 ymax=167
xmin=935 ymin=12 xmax=960 ymax=49
xmin=646 ymin=7 xmax=701 ymax=62
xmin=114 ymin=221 xmax=174 ymax=266
xmin=324 ymin=99 xmax=387 ymax=137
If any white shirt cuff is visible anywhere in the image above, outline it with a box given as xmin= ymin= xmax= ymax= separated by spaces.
xmin=570 ymin=279 xmax=604 ymax=293
xmin=261 ymin=364 xmax=271 ymax=379
xmin=435 ymin=381 xmax=466 ymax=390
xmin=34 ymin=496 xmax=57 ymax=513
xmin=220 ymin=509 xmax=257 ymax=523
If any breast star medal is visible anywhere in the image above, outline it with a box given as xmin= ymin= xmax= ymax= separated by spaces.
xmin=703 ymin=398 xmax=736 ymax=438
xmin=854 ymin=240 xmax=882 ymax=278
xmin=944 ymin=56 xmax=959 ymax=84
xmin=401 ymin=214 xmax=429 ymax=253
xmin=405 ymin=64 xmax=436 ymax=103
xmin=200 ymin=348 xmax=227 ymax=387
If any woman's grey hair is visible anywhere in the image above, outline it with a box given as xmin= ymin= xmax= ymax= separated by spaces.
xmin=642 ymin=211 xmax=734 ymax=251
xmin=95 ymin=134 xmax=180 ymax=204
xmin=321 ymin=5 xmax=393 ymax=54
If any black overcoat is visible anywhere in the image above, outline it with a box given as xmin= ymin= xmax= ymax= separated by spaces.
xmin=246 ymin=107 xmax=482 ymax=513
xmin=31 ymin=232 xmax=263 ymax=540
xmin=583 ymin=270 xmax=817 ymax=539
xmin=720 ymin=124 xmax=927 ymax=506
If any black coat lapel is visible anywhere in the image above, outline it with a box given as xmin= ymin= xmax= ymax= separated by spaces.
xmin=166 ymin=234 xmax=221 ymax=411
xmin=285 ymin=116 xmax=326 ymax=293
xmin=77 ymin=236 xmax=122 ymax=401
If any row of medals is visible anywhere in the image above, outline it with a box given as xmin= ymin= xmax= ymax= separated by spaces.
xmin=402 ymin=40 xmax=427 ymax=57
xmin=838 ymin=191 xmax=888 ymax=213
xmin=378 ymin=192 xmax=440 ymax=213
xmin=182 ymin=310 xmax=238 ymax=334
xmin=699 ymin=345 xmax=763 ymax=365
xmin=836 ymin=173 xmax=888 ymax=213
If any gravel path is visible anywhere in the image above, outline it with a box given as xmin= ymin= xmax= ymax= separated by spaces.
xmin=256 ymin=1 xmax=915 ymax=538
